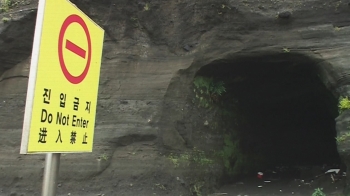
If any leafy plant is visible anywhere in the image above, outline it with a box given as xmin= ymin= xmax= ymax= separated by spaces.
xmin=167 ymin=149 xmax=213 ymax=168
xmin=2 ymin=17 xmax=10 ymax=23
xmin=312 ymin=188 xmax=326 ymax=196
xmin=218 ymin=132 xmax=264 ymax=176
xmin=191 ymin=181 xmax=204 ymax=196
xmin=339 ymin=97 xmax=350 ymax=113
xmin=218 ymin=134 xmax=240 ymax=175
xmin=336 ymin=132 xmax=350 ymax=144
xmin=221 ymin=4 xmax=231 ymax=9
xmin=130 ymin=16 xmax=141 ymax=28
xmin=193 ymin=76 xmax=226 ymax=107
xmin=168 ymin=153 xmax=181 ymax=167
xmin=192 ymin=147 xmax=213 ymax=166
xmin=282 ymin=47 xmax=290 ymax=53
xmin=144 ymin=3 xmax=150 ymax=11
xmin=98 ymin=153 xmax=109 ymax=161
xmin=0 ymin=0 xmax=17 ymax=12
xmin=154 ymin=183 xmax=166 ymax=190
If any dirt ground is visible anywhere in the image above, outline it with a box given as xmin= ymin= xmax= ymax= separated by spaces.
xmin=50 ymin=143 xmax=345 ymax=196
xmin=215 ymin=168 xmax=345 ymax=196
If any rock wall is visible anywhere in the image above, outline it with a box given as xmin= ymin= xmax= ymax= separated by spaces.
xmin=1 ymin=0 xmax=350 ymax=195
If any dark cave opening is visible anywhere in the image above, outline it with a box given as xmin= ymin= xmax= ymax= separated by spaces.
xmin=196 ymin=53 xmax=341 ymax=173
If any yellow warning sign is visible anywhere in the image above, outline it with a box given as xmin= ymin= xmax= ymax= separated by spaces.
xmin=20 ymin=0 xmax=104 ymax=153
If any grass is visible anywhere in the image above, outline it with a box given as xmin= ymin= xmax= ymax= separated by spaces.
xmin=192 ymin=148 xmax=214 ymax=166
xmin=312 ymin=188 xmax=326 ymax=196
xmin=339 ymin=97 xmax=350 ymax=113
xmin=167 ymin=148 xmax=213 ymax=168
xmin=0 ymin=0 xmax=18 ymax=12
xmin=193 ymin=76 xmax=226 ymax=108
xmin=168 ymin=153 xmax=182 ymax=168
xmin=130 ymin=16 xmax=141 ymax=28
xmin=221 ymin=4 xmax=231 ymax=9
xmin=98 ymin=153 xmax=109 ymax=161
xmin=334 ymin=26 xmax=341 ymax=31
xmin=2 ymin=17 xmax=10 ymax=23
xmin=154 ymin=183 xmax=166 ymax=190
xmin=336 ymin=97 xmax=350 ymax=144
xmin=282 ymin=47 xmax=290 ymax=53
xmin=191 ymin=181 xmax=204 ymax=196
xmin=336 ymin=132 xmax=350 ymax=144
xmin=144 ymin=3 xmax=150 ymax=11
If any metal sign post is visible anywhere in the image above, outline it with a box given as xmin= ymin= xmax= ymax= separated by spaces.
xmin=42 ymin=153 xmax=61 ymax=196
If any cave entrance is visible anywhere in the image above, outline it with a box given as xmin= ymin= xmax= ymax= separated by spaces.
xmin=195 ymin=53 xmax=340 ymax=178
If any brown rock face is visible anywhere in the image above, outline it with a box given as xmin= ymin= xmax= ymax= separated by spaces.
xmin=1 ymin=0 xmax=350 ymax=195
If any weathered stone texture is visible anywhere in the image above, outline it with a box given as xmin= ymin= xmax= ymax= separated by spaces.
xmin=1 ymin=0 xmax=350 ymax=195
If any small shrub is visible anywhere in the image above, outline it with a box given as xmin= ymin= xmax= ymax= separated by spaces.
xmin=143 ymin=3 xmax=150 ymax=11
xmin=191 ymin=181 xmax=204 ymax=196
xmin=312 ymin=188 xmax=326 ymax=196
xmin=335 ymin=132 xmax=350 ymax=144
xmin=339 ymin=97 xmax=350 ymax=113
xmin=154 ymin=183 xmax=166 ymax=190
xmin=218 ymin=133 xmax=265 ymax=176
xmin=167 ymin=149 xmax=213 ymax=168
xmin=193 ymin=76 xmax=226 ymax=107
xmin=168 ymin=153 xmax=181 ymax=167
xmin=218 ymin=134 xmax=240 ymax=175
xmin=192 ymin=147 xmax=213 ymax=166
xmin=0 ymin=0 xmax=17 ymax=12
xmin=282 ymin=47 xmax=290 ymax=53
xmin=98 ymin=153 xmax=109 ymax=161
xmin=2 ymin=17 xmax=10 ymax=23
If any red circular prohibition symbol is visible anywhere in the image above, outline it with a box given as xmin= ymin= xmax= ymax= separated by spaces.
xmin=58 ymin=14 xmax=91 ymax=84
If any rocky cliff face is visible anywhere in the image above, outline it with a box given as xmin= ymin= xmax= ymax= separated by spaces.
xmin=1 ymin=0 xmax=350 ymax=195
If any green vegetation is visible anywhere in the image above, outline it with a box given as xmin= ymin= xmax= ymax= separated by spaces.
xmin=193 ymin=76 xmax=226 ymax=98
xmin=334 ymin=0 xmax=341 ymax=11
xmin=335 ymin=97 xmax=350 ymax=144
xmin=191 ymin=181 xmax=204 ymax=196
xmin=221 ymin=4 xmax=231 ymax=9
xmin=2 ymin=17 xmax=10 ymax=23
xmin=219 ymin=134 xmax=244 ymax=176
xmin=219 ymin=134 xmax=238 ymax=174
xmin=192 ymin=76 xmax=263 ymax=177
xmin=334 ymin=26 xmax=341 ymax=31
xmin=191 ymin=147 xmax=214 ymax=166
xmin=143 ymin=3 xmax=150 ymax=11
xmin=98 ymin=153 xmax=109 ymax=161
xmin=312 ymin=188 xmax=326 ymax=196
xmin=217 ymin=133 xmax=263 ymax=176
xmin=0 ymin=0 xmax=18 ymax=12
xmin=168 ymin=153 xmax=187 ymax=168
xmin=193 ymin=76 xmax=226 ymax=108
xmin=282 ymin=47 xmax=290 ymax=53
xmin=338 ymin=96 xmax=350 ymax=113
xmin=130 ymin=16 xmax=141 ymax=28
xmin=167 ymin=148 xmax=213 ymax=168
xmin=154 ymin=183 xmax=166 ymax=190
xmin=336 ymin=132 xmax=350 ymax=144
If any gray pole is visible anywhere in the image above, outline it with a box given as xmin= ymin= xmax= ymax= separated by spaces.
xmin=42 ymin=153 xmax=61 ymax=196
